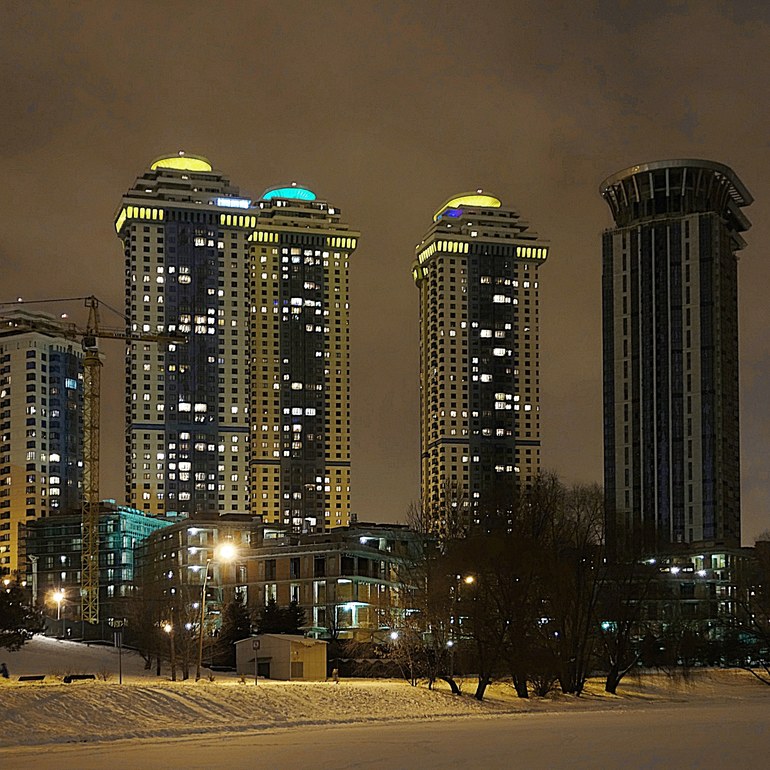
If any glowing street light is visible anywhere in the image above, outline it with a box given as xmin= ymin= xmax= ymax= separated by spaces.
xmin=164 ymin=622 xmax=177 ymax=681
xmin=216 ymin=542 xmax=237 ymax=562
xmin=390 ymin=631 xmax=399 ymax=641
xmin=196 ymin=542 xmax=238 ymax=681
xmin=448 ymin=575 xmax=475 ymax=678
xmin=52 ymin=589 xmax=65 ymax=621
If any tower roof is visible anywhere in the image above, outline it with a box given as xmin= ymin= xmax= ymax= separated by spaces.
xmin=150 ymin=152 xmax=213 ymax=173
xmin=600 ymin=159 xmax=752 ymax=206
xmin=600 ymin=159 xmax=752 ymax=236
xmin=261 ymin=183 xmax=316 ymax=201
xmin=433 ymin=190 xmax=502 ymax=221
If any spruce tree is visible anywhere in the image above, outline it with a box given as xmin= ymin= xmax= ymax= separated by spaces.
xmin=0 ymin=582 xmax=44 ymax=651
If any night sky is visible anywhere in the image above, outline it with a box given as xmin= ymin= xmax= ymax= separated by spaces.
xmin=1 ymin=1 xmax=768 ymax=542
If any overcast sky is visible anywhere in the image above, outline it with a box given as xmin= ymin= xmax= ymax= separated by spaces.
xmin=1 ymin=1 xmax=768 ymax=542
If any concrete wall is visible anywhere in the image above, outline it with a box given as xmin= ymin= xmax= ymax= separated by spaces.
xmin=235 ymin=635 xmax=327 ymax=680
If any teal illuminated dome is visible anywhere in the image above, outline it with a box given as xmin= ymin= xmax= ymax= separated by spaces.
xmin=261 ymin=182 xmax=316 ymax=201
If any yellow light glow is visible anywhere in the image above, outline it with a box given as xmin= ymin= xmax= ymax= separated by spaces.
xmin=150 ymin=153 xmax=213 ymax=173
xmin=434 ymin=192 xmax=502 ymax=220
xmin=114 ymin=208 xmax=127 ymax=233
xmin=215 ymin=542 xmax=237 ymax=562
xmin=52 ymin=590 xmax=65 ymax=603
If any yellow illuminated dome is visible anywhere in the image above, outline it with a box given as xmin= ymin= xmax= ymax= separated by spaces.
xmin=150 ymin=152 xmax=213 ymax=173
xmin=434 ymin=190 xmax=502 ymax=221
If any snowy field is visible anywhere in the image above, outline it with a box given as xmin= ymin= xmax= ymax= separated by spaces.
xmin=5 ymin=702 xmax=770 ymax=770
xmin=2 ymin=636 xmax=770 ymax=768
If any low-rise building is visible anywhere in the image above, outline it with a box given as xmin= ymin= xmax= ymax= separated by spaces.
xmin=642 ymin=546 xmax=754 ymax=632
xmin=235 ymin=634 xmax=327 ymax=680
xmin=25 ymin=500 xmax=172 ymax=631
xmin=137 ymin=514 xmax=423 ymax=642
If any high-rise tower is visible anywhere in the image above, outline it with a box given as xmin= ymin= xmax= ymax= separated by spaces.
xmin=413 ymin=192 xmax=549 ymax=533
xmin=249 ymin=184 xmax=358 ymax=532
xmin=600 ymin=160 xmax=752 ymax=556
xmin=0 ymin=311 xmax=83 ymax=578
xmin=115 ymin=153 xmax=253 ymax=517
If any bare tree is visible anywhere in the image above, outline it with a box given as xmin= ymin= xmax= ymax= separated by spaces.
xmin=529 ymin=477 xmax=606 ymax=695
xmin=597 ymin=558 xmax=657 ymax=693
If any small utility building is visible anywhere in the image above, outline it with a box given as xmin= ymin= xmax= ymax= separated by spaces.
xmin=235 ymin=635 xmax=327 ymax=681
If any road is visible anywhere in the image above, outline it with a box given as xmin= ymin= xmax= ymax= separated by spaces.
xmin=5 ymin=699 xmax=770 ymax=769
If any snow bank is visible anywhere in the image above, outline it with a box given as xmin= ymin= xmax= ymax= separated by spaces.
xmin=0 ymin=637 xmax=767 ymax=749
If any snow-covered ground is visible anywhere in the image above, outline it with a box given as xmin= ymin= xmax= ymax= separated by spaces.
xmin=1 ymin=635 xmax=769 ymax=764
xmin=5 ymin=702 xmax=770 ymax=770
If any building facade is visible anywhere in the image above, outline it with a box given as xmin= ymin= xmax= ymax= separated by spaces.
xmin=115 ymin=153 xmax=253 ymax=518
xmin=249 ymin=184 xmax=358 ymax=531
xmin=138 ymin=514 xmax=419 ymax=642
xmin=413 ymin=192 xmax=549 ymax=533
xmin=600 ymin=160 xmax=752 ymax=557
xmin=244 ymin=521 xmax=417 ymax=639
xmin=25 ymin=500 xmax=171 ymax=628
xmin=0 ymin=311 xmax=84 ymax=579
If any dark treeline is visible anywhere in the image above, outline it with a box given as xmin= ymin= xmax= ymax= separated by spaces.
xmin=380 ymin=472 xmax=769 ymax=699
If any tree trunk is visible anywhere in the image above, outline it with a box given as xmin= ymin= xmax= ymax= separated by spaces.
xmin=512 ymin=671 xmax=529 ymax=699
xmin=605 ymin=662 xmax=621 ymax=694
xmin=441 ymin=676 xmax=461 ymax=695
xmin=474 ymin=673 xmax=491 ymax=701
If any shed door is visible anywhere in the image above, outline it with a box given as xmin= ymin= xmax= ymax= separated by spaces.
xmin=290 ymin=661 xmax=304 ymax=679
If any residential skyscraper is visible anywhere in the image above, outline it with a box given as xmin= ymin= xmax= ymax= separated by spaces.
xmin=249 ymin=184 xmax=358 ymax=532
xmin=413 ymin=192 xmax=549 ymax=533
xmin=115 ymin=153 xmax=253 ymax=517
xmin=0 ymin=310 xmax=83 ymax=578
xmin=600 ymin=159 xmax=752 ymax=556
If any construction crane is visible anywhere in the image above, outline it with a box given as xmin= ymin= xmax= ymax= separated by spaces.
xmin=0 ymin=296 xmax=183 ymax=625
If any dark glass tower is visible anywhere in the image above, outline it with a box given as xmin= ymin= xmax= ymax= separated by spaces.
xmin=116 ymin=153 xmax=252 ymax=517
xmin=249 ymin=184 xmax=358 ymax=532
xmin=600 ymin=160 xmax=752 ymax=556
xmin=414 ymin=192 xmax=549 ymax=534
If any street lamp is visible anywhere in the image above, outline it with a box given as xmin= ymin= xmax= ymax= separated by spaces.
xmin=52 ymin=589 xmax=65 ymax=620
xmin=195 ymin=542 xmax=237 ymax=681
xmin=51 ymin=589 xmax=65 ymax=638
xmin=164 ymin=622 xmax=177 ymax=681
xmin=449 ymin=575 xmax=475 ymax=677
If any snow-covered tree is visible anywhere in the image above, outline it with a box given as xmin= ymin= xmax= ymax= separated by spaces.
xmin=0 ymin=581 xmax=44 ymax=651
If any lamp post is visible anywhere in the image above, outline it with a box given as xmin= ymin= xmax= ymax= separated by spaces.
xmin=52 ymin=589 xmax=65 ymax=636
xmin=28 ymin=555 xmax=39 ymax=606
xmin=164 ymin=622 xmax=177 ymax=681
xmin=449 ymin=575 xmax=474 ymax=678
xmin=195 ymin=542 xmax=237 ymax=682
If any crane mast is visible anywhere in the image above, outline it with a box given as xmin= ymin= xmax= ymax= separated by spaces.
xmin=80 ymin=298 xmax=102 ymax=625
xmin=0 ymin=296 xmax=182 ymax=627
